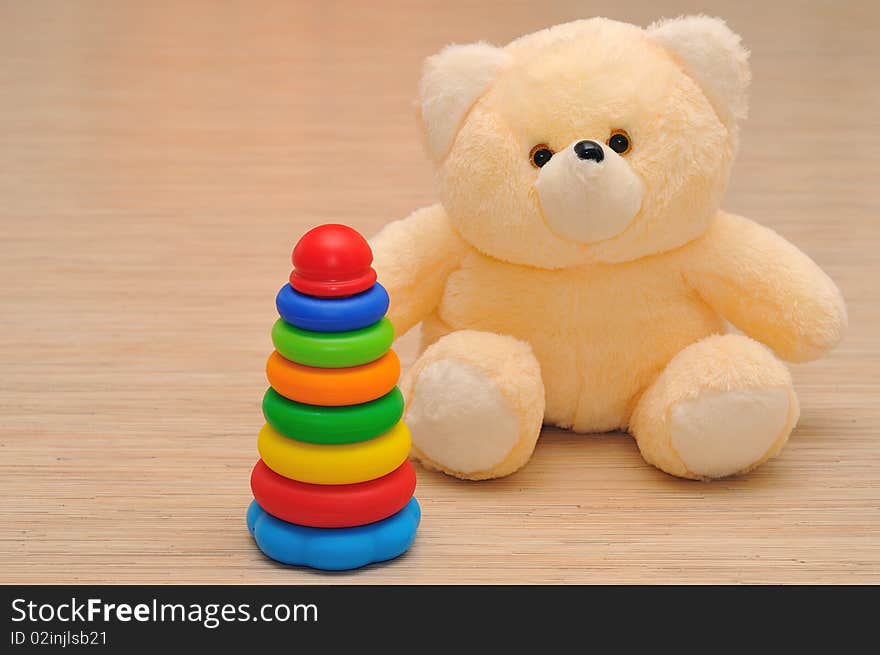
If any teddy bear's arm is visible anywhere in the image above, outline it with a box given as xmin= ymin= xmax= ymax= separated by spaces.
xmin=370 ymin=203 xmax=469 ymax=337
xmin=681 ymin=212 xmax=847 ymax=363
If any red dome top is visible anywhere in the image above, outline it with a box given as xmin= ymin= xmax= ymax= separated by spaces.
xmin=289 ymin=224 xmax=377 ymax=298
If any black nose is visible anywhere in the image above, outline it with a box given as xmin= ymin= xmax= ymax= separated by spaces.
xmin=573 ymin=140 xmax=604 ymax=163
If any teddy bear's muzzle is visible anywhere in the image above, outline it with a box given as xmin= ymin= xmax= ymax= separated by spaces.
xmin=535 ymin=139 xmax=643 ymax=244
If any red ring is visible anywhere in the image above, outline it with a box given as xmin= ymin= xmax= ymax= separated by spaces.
xmin=289 ymin=267 xmax=377 ymax=298
xmin=250 ymin=459 xmax=416 ymax=528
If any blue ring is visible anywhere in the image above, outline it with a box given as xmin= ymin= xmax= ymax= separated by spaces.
xmin=275 ymin=283 xmax=390 ymax=333
xmin=247 ymin=497 xmax=420 ymax=571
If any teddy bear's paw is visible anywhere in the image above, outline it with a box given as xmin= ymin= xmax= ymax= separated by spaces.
xmin=407 ymin=359 xmax=520 ymax=476
xmin=401 ymin=330 xmax=545 ymax=480
xmin=630 ymin=334 xmax=800 ymax=480
xmin=668 ymin=387 xmax=794 ymax=479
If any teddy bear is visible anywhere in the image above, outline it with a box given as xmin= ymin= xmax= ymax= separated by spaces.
xmin=370 ymin=16 xmax=847 ymax=481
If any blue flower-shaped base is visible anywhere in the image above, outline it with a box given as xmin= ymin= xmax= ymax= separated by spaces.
xmin=247 ymin=497 xmax=420 ymax=571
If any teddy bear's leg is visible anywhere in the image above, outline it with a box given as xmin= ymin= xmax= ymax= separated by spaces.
xmin=629 ymin=334 xmax=800 ymax=480
xmin=400 ymin=330 xmax=545 ymax=480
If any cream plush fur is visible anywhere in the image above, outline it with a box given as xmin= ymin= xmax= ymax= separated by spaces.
xmin=371 ymin=16 xmax=847 ymax=481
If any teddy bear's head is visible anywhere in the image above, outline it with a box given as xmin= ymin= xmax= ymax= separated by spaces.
xmin=418 ymin=16 xmax=750 ymax=267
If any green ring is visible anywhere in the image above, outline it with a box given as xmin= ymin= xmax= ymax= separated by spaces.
xmin=262 ymin=386 xmax=405 ymax=444
xmin=271 ymin=317 xmax=394 ymax=368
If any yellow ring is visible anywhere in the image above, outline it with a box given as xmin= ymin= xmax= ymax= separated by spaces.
xmin=257 ymin=421 xmax=411 ymax=485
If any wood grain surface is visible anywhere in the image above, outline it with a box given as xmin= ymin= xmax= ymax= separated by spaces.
xmin=1 ymin=0 xmax=878 ymax=584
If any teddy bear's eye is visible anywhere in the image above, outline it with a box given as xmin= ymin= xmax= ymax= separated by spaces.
xmin=607 ymin=129 xmax=632 ymax=155
xmin=529 ymin=144 xmax=554 ymax=168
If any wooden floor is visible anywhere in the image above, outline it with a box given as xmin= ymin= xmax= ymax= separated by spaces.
xmin=1 ymin=0 xmax=878 ymax=584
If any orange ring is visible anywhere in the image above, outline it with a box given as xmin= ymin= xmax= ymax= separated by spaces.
xmin=266 ymin=349 xmax=400 ymax=406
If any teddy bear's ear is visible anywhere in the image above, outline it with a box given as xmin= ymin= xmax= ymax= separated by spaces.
xmin=418 ymin=42 xmax=510 ymax=161
xmin=648 ymin=15 xmax=750 ymax=126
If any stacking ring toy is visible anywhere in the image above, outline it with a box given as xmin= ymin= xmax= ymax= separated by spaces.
xmin=271 ymin=317 xmax=394 ymax=368
xmin=275 ymin=283 xmax=389 ymax=333
xmin=262 ymin=386 xmax=404 ymax=445
xmin=258 ymin=421 xmax=411 ymax=485
xmin=266 ymin=349 xmax=399 ymax=406
xmin=250 ymin=459 xmax=416 ymax=528
xmin=247 ymin=497 xmax=421 ymax=571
